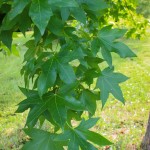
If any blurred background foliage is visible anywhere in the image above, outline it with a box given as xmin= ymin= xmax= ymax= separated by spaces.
xmin=136 ymin=0 xmax=150 ymax=18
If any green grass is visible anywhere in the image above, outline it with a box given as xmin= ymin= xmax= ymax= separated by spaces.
xmin=0 ymin=33 xmax=150 ymax=149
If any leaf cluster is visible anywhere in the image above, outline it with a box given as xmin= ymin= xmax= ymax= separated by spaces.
xmin=0 ymin=0 xmax=137 ymax=149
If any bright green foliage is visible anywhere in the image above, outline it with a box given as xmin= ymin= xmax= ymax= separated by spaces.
xmin=0 ymin=0 xmax=140 ymax=149
xmin=106 ymin=0 xmax=148 ymax=39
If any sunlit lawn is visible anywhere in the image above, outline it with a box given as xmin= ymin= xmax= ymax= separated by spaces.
xmin=0 ymin=32 xmax=150 ymax=149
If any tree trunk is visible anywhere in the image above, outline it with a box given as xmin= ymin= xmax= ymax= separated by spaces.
xmin=141 ymin=112 xmax=150 ymax=150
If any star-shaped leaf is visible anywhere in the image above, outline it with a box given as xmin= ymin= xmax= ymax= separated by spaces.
xmin=22 ymin=129 xmax=64 ymax=150
xmin=55 ymin=118 xmax=112 ymax=150
xmin=98 ymin=26 xmax=136 ymax=66
xmin=48 ymin=94 xmax=85 ymax=129
xmin=29 ymin=0 xmax=53 ymax=35
xmin=96 ymin=68 xmax=129 ymax=107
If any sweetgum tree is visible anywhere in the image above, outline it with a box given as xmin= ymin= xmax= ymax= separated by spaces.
xmin=0 ymin=0 xmax=146 ymax=149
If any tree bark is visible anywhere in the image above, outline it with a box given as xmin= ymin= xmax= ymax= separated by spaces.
xmin=141 ymin=112 xmax=150 ymax=150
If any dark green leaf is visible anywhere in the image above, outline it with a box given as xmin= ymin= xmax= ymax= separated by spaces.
xmin=0 ymin=30 xmax=12 ymax=49
xmin=98 ymin=26 xmax=127 ymax=42
xmin=8 ymin=0 xmax=30 ymax=20
xmin=29 ymin=0 xmax=53 ymax=35
xmin=37 ymin=59 xmax=57 ymax=97
xmin=91 ymin=38 xmax=101 ymax=56
xmin=79 ymin=130 xmax=113 ymax=146
xmin=57 ymin=62 xmax=76 ymax=84
xmin=96 ymin=68 xmax=129 ymax=107
xmin=48 ymin=16 xmax=64 ymax=36
xmin=101 ymin=46 xmax=112 ymax=68
xmin=50 ymin=0 xmax=79 ymax=7
xmin=23 ymin=129 xmax=64 ymax=150
xmin=26 ymin=102 xmax=48 ymax=127
xmin=112 ymin=42 xmax=137 ymax=58
xmin=78 ymin=0 xmax=108 ymax=11
xmin=58 ymin=82 xmax=79 ymax=95
xmin=61 ymin=7 xmax=70 ymax=21
xmin=70 ymin=7 xmax=86 ymax=24
xmin=64 ymin=96 xmax=85 ymax=111
xmin=34 ymin=26 xmax=42 ymax=44
xmin=77 ymin=118 xmax=99 ymax=130
xmin=48 ymin=95 xmax=67 ymax=129
xmin=18 ymin=7 xmax=32 ymax=35
xmin=80 ymin=90 xmax=97 ymax=115
xmin=85 ymin=56 xmax=103 ymax=69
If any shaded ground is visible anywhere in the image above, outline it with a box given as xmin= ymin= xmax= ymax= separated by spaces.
xmin=0 ymin=33 xmax=150 ymax=149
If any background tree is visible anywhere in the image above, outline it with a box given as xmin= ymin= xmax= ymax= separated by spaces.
xmin=0 ymin=0 xmax=148 ymax=149
xmin=136 ymin=0 xmax=150 ymax=18
xmin=141 ymin=113 xmax=150 ymax=150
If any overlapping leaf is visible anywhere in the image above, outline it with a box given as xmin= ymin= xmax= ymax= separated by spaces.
xmin=49 ymin=0 xmax=79 ymax=7
xmin=23 ymin=129 xmax=64 ymax=150
xmin=48 ymin=94 xmax=84 ymax=128
xmin=29 ymin=0 xmax=53 ymax=35
xmin=80 ymin=90 xmax=98 ymax=115
xmin=7 ymin=0 xmax=30 ymax=20
xmin=56 ymin=60 xmax=76 ymax=84
xmin=98 ymin=26 xmax=136 ymax=66
xmin=37 ymin=58 xmax=57 ymax=97
xmin=77 ymin=0 xmax=108 ymax=11
xmin=56 ymin=118 xmax=112 ymax=150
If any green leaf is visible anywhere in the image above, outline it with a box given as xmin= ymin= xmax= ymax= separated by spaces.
xmin=58 ymin=47 xmax=85 ymax=63
xmin=77 ymin=118 xmax=99 ymax=130
xmin=70 ymin=7 xmax=86 ymax=24
xmin=24 ymin=40 xmax=36 ymax=61
xmin=56 ymin=117 xmax=111 ymax=149
xmin=57 ymin=129 xmax=97 ymax=150
xmin=0 ymin=30 xmax=12 ymax=49
xmin=58 ymin=81 xmax=79 ymax=95
xmin=18 ymin=7 xmax=32 ymax=35
xmin=57 ymin=61 xmax=76 ymax=84
xmin=101 ymin=46 xmax=112 ymax=68
xmin=68 ymin=130 xmax=97 ymax=150
xmin=34 ymin=26 xmax=42 ymax=44
xmin=98 ymin=26 xmax=136 ymax=66
xmin=37 ymin=59 xmax=57 ymax=97
xmin=23 ymin=129 xmax=64 ymax=150
xmin=98 ymin=26 xmax=127 ymax=42
xmin=64 ymin=96 xmax=85 ymax=111
xmin=48 ymin=95 xmax=67 ymax=129
xmin=96 ymin=68 xmax=129 ymax=107
xmin=80 ymin=90 xmax=97 ymax=115
xmin=61 ymin=7 xmax=70 ymax=21
xmin=8 ymin=0 xmax=30 ymax=20
xmin=91 ymin=38 xmax=101 ymax=56
xmin=47 ymin=94 xmax=84 ymax=129
xmin=76 ymin=118 xmax=113 ymax=147
xmin=49 ymin=0 xmax=79 ymax=7
xmin=78 ymin=0 xmax=108 ymax=11
xmin=84 ymin=69 xmax=100 ymax=86
xmin=29 ymin=0 xmax=53 ymax=35
xmin=79 ymin=130 xmax=113 ymax=146
xmin=85 ymin=56 xmax=103 ymax=69
xmin=26 ymin=102 xmax=48 ymax=127
xmin=112 ymin=42 xmax=137 ymax=58
xmin=48 ymin=16 xmax=64 ymax=36
xmin=16 ymin=98 xmax=38 ymax=113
